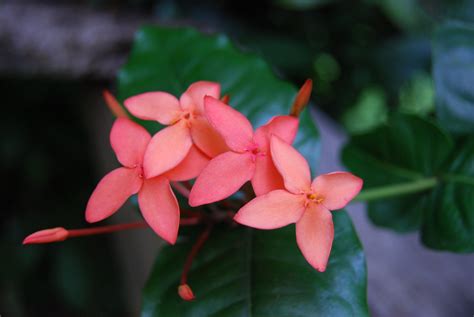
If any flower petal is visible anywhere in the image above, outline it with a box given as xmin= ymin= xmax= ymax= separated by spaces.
xmin=296 ymin=204 xmax=334 ymax=272
xmin=85 ymin=167 xmax=142 ymax=223
xmin=180 ymin=81 xmax=221 ymax=113
xmin=251 ymin=116 xmax=299 ymax=196
xmin=124 ymin=92 xmax=181 ymax=124
xmin=190 ymin=117 xmax=229 ymax=157
xmin=110 ymin=118 xmax=151 ymax=168
xmin=234 ymin=190 xmax=305 ymax=229
xmin=189 ymin=152 xmax=255 ymax=206
xmin=254 ymin=115 xmax=299 ymax=150
xmin=270 ymin=135 xmax=311 ymax=194
xmin=204 ymin=96 xmax=254 ymax=152
xmin=251 ymin=154 xmax=285 ymax=196
xmin=311 ymin=172 xmax=363 ymax=210
xmin=138 ymin=177 xmax=180 ymax=244
xmin=143 ymin=121 xmax=192 ymax=178
xmin=164 ymin=146 xmax=210 ymax=181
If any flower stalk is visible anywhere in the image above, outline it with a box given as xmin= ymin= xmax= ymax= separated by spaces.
xmin=354 ymin=177 xmax=438 ymax=202
xmin=179 ymin=224 xmax=213 ymax=301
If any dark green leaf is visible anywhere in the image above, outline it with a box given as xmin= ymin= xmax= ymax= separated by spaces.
xmin=434 ymin=21 xmax=474 ymax=134
xmin=343 ymin=114 xmax=474 ymax=251
xmin=342 ymin=113 xmax=453 ymax=232
xmin=142 ymin=212 xmax=368 ymax=317
xmin=118 ymin=26 xmax=320 ymax=169
xmin=422 ymin=137 xmax=474 ymax=252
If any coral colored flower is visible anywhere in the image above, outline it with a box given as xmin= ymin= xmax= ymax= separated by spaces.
xmin=124 ymin=81 xmax=229 ymax=178
xmin=234 ymin=136 xmax=363 ymax=271
xmin=189 ymin=96 xmax=299 ymax=206
xmin=85 ymin=118 xmax=208 ymax=244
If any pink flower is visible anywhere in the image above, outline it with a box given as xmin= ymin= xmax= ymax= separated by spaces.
xmin=234 ymin=136 xmax=363 ymax=271
xmin=124 ymin=81 xmax=229 ymax=179
xmin=189 ymin=96 xmax=299 ymax=206
xmin=85 ymin=118 xmax=208 ymax=244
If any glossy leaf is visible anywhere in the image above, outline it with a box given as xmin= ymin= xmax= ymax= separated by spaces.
xmin=118 ymin=26 xmax=320 ymax=170
xmin=343 ymin=113 xmax=474 ymax=251
xmin=142 ymin=212 xmax=368 ymax=316
xmin=434 ymin=21 xmax=474 ymax=134
xmin=422 ymin=137 xmax=474 ymax=252
xmin=343 ymin=113 xmax=453 ymax=231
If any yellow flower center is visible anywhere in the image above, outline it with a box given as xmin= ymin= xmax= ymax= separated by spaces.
xmin=306 ymin=193 xmax=324 ymax=204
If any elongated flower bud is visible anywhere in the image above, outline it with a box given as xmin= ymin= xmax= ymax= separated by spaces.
xmin=23 ymin=227 xmax=69 ymax=245
xmin=103 ymin=90 xmax=129 ymax=118
xmin=290 ymin=79 xmax=313 ymax=117
xmin=220 ymin=94 xmax=230 ymax=104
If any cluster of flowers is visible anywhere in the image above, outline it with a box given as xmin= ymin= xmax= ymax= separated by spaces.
xmin=24 ymin=80 xmax=362 ymax=299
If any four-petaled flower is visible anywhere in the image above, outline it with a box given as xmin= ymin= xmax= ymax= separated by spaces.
xmin=189 ymin=96 xmax=299 ymax=206
xmin=85 ymin=118 xmax=208 ymax=244
xmin=234 ymin=136 xmax=363 ymax=271
xmin=124 ymin=81 xmax=229 ymax=179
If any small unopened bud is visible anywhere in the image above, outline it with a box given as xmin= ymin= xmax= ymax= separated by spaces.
xmin=23 ymin=227 xmax=69 ymax=245
xmin=290 ymin=79 xmax=313 ymax=117
xmin=220 ymin=94 xmax=230 ymax=104
xmin=103 ymin=90 xmax=129 ymax=118
xmin=178 ymin=284 xmax=195 ymax=301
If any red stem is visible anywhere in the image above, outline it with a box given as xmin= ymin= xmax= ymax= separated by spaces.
xmin=171 ymin=182 xmax=191 ymax=198
xmin=68 ymin=218 xmax=201 ymax=238
xmin=180 ymin=224 xmax=213 ymax=285
xmin=68 ymin=221 xmax=146 ymax=237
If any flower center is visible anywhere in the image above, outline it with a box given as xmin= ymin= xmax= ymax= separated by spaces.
xmin=134 ymin=164 xmax=144 ymax=179
xmin=306 ymin=192 xmax=324 ymax=204
xmin=245 ymin=144 xmax=265 ymax=160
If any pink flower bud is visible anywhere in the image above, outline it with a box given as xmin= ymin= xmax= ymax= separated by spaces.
xmin=178 ymin=284 xmax=195 ymax=301
xmin=290 ymin=79 xmax=313 ymax=117
xmin=23 ymin=227 xmax=69 ymax=245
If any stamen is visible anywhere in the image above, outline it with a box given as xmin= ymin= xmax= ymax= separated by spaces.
xmin=179 ymin=224 xmax=213 ymax=301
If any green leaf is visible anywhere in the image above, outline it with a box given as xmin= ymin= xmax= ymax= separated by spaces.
xmin=343 ymin=113 xmax=474 ymax=251
xmin=399 ymin=72 xmax=435 ymax=116
xmin=341 ymin=86 xmax=388 ymax=135
xmin=118 ymin=26 xmax=367 ymax=315
xmin=142 ymin=212 xmax=368 ymax=317
xmin=422 ymin=137 xmax=474 ymax=252
xmin=343 ymin=113 xmax=453 ymax=232
xmin=434 ymin=21 xmax=474 ymax=134
xmin=118 ymin=26 xmax=320 ymax=170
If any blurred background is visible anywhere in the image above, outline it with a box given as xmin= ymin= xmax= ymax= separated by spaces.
xmin=1 ymin=0 xmax=473 ymax=316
